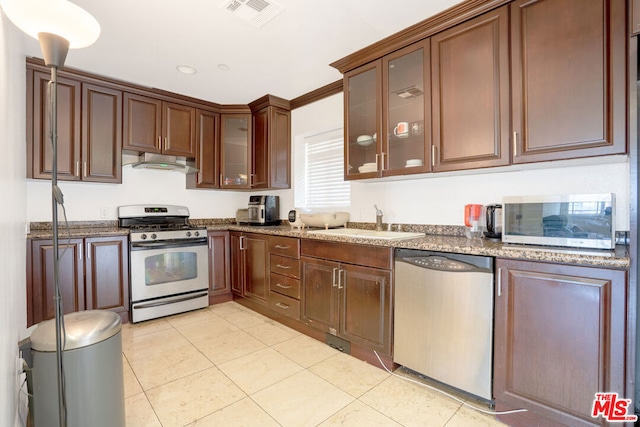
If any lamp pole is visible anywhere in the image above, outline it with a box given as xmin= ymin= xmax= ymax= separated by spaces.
xmin=38 ymin=31 xmax=70 ymax=427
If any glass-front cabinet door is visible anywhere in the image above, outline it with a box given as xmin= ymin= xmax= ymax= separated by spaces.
xmin=220 ymin=114 xmax=251 ymax=189
xmin=382 ymin=40 xmax=431 ymax=176
xmin=344 ymin=61 xmax=382 ymax=179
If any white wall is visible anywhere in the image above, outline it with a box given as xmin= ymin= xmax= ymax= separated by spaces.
xmin=0 ymin=13 xmax=28 ymax=427
xmin=26 ymin=161 xmax=289 ymax=222
xmin=292 ymin=94 xmax=631 ymax=231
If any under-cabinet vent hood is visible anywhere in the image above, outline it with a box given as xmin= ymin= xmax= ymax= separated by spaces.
xmin=131 ymin=153 xmax=198 ymax=174
xmin=220 ymin=0 xmax=285 ymax=28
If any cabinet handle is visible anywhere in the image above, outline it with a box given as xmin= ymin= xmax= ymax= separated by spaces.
xmin=83 ymin=162 xmax=87 ymax=177
xmin=276 ymin=283 xmax=292 ymax=289
xmin=275 ymin=302 xmax=290 ymax=310
xmin=86 ymin=242 xmax=90 ymax=260
xmin=75 ymin=161 xmax=80 ymax=177
xmin=381 ymin=152 xmax=386 ymax=171
xmin=497 ymin=267 xmax=502 ymax=297
xmin=274 ymin=245 xmax=290 ymax=250
xmin=513 ymin=131 xmax=517 ymax=156
xmin=164 ymin=136 xmax=168 ymax=151
xmin=276 ymin=264 xmax=291 ymax=269
xmin=431 ymin=146 xmax=436 ymax=167
xmin=158 ymin=136 xmax=162 ymax=149
xmin=332 ymin=268 xmax=338 ymax=287
xmin=375 ymin=153 xmax=380 ymax=171
xmin=338 ymin=269 xmax=343 ymax=290
xmin=239 ymin=236 xmax=245 ymax=250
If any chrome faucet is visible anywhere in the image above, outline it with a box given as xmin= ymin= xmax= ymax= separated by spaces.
xmin=374 ymin=204 xmax=383 ymax=231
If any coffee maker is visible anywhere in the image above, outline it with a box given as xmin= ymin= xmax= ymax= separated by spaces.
xmin=247 ymin=195 xmax=280 ymax=225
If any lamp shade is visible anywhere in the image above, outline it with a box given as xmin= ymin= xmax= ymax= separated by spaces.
xmin=0 ymin=0 xmax=100 ymax=48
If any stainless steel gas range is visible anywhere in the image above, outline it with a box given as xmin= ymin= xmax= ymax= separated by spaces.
xmin=118 ymin=205 xmax=209 ymax=323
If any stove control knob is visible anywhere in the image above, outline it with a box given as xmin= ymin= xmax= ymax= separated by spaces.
xmin=140 ymin=234 xmax=147 ymax=240
xmin=194 ymin=231 xmax=200 ymax=237
xmin=186 ymin=231 xmax=192 ymax=237
xmin=150 ymin=233 xmax=157 ymax=240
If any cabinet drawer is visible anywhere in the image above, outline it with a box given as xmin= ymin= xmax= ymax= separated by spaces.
xmin=269 ymin=236 xmax=300 ymax=258
xmin=270 ymin=254 xmax=301 ymax=278
xmin=269 ymin=292 xmax=300 ymax=320
xmin=301 ymin=239 xmax=392 ymax=270
xmin=269 ymin=273 xmax=300 ymax=299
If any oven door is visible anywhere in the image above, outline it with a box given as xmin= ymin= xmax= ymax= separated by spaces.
xmin=130 ymin=239 xmax=209 ymax=302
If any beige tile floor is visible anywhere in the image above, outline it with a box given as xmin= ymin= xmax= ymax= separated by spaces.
xmin=122 ymin=301 xmax=509 ymax=427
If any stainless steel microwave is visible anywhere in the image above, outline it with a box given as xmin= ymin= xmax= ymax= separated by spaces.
xmin=502 ymin=194 xmax=615 ymax=250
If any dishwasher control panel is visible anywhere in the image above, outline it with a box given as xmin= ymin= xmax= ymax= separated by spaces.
xmin=401 ymin=256 xmax=476 ymax=272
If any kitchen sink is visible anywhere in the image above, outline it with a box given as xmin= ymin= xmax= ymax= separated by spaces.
xmin=306 ymin=228 xmax=424 ymax=240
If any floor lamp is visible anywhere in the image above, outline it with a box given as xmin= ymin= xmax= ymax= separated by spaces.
xmin=0 ymin=1 xmax=99 ymax=425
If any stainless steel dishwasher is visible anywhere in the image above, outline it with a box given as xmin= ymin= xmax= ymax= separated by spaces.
xmin=393 ymin=248 xmax=494 ymax=401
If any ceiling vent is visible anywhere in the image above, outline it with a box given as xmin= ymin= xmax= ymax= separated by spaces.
xmin=220 ymin=0 xmax=285 ymax=28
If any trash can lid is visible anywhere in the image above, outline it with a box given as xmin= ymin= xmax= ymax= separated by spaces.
xmin=31 ymin=310 xmax=122 ymax=352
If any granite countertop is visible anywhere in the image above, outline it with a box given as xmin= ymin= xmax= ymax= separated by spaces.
xmin=27 ymin=220 xmax=630 ymax=269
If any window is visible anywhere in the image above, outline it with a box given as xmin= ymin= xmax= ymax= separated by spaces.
xmin=294 ymin=128 xmax=350 ymax=209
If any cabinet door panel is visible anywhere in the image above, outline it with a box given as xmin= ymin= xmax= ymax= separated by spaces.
xmin=345 ymin=61 xmax=382 ymax=179
xmin=230 ymin=233 xmax=244 ymax=295
xmin=31 ymin=71 xmax=81 ymax=180
xmin=383 ymin=40 xmax=432 ymax=176
xmin=511 ymin=0 xmax=626 ymax=162
xmin=163 ymin=101 xmax=196 ymax=157
xmin=494 ymin=260 xmax=627 ymax=426
xmin=243 ymin=235 xmax=269 ymax=302
xmin=431 ymin=6 xmax=510 ymax=171
xmin=301 ymin=257 xmax=339 ymax=333
xmin=252 ymin=108 xmax=269 ymax=188
xmin=269 ymin=108 xmax=291 ymax=188
xmin=85 ymin=236 xmax=128 ymax=313
xmin=82 ymin=84 xmax=122 ymax=183
xmin=208 ymin=231 xmax=230 ymax=299
xmin=123 ymin=93 xmax=162 ymax=153
xmin=339 ymin=264 xmax=391 ymax=354
xmin=220 ymin=114 xmax=251 ymax=188
xmin=187 ymin=109 xmax=220 ymax=188
xmin=29 ymin=239 xmax=84 ymax=326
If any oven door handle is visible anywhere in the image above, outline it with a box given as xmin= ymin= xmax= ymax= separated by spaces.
xmin=133 ymin=291 xmax=209 ymax=309
xmin=130 ymin=239 xmax=207 ymax=250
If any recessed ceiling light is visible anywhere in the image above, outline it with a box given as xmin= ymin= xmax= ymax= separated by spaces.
xmin=176 ymin=65 xmax=197 ymax=74
xmin=217 ymin=64 xmax=230 ymax=71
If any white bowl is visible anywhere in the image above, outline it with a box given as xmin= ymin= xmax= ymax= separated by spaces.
xmin=356 ymin=135 xmax=374 ymax=146
xmin=363 ymin=162 xmax=377 ymax=167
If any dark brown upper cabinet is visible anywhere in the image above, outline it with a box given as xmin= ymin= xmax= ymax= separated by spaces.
xmin=510 ymin=0 xmax=626 ymax=163
xmin=335 ymin=0 xmax=628 ymax=179
xmin=431 ymin=5 xmax=510 ymax=172
xmin=82 ymin=83 xmax=123 ymax=183
xmin=186 ymin=108 xmax=220 ymax=189
xmin=250 ymin=95 xmax=291 ymax=189
xmin=123 ymin=92 xmax=196 ymax=158
xmin=27 ymin=67 xmax=122 ymax=183
xmin=220 ymin=113 xmax=252 ymax=189
xmin=383 ymin=40 xmax=432 ymax=177
xmin=344 ymin=60 xmax=383 ymax=180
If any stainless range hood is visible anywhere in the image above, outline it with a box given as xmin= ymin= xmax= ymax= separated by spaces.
xmin=131 ymin=153 xmax=198 ymax=174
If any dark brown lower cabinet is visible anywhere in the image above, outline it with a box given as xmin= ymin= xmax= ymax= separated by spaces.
xmin=229 ymin=232 xmax=269 ymax=305
xmin=28 ymin=235 xmax=129 ymax=327
xmin=494 ymin=259 xmax=628 ymax=427
xmin=207 ymin=231 xmax=231 ymax=304
xmin=301 ymin=240 xmax=392 ymax=356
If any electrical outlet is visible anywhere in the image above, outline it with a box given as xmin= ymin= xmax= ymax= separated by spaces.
xmin=100 ymin=207 xmax=109 ymax=219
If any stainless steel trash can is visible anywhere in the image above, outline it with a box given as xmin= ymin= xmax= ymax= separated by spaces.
xmin=30 ymin=310 xmax=125 ymax=427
